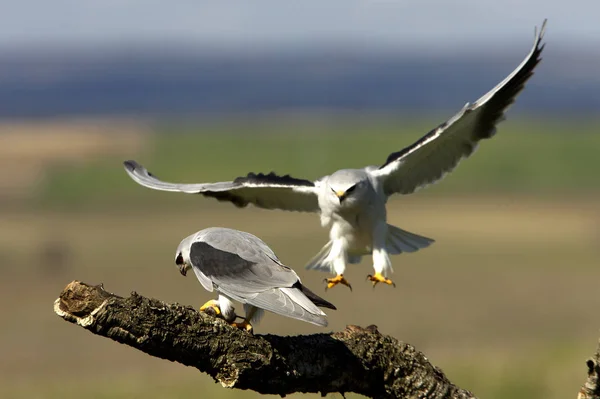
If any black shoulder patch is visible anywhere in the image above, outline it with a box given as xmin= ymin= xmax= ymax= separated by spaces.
xmin=380 ymin=123 xmax=446 ymax=169
xmin=190 ymin=241 xmax=254 ymax=276
xmin=234 ymin=172 xmax=314 ymax=187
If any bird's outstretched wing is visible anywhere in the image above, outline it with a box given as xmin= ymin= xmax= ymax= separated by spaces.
xmin=124 ymin=160 xmax=320 ymax=212
xmin=371 ymin=19 xmax=547 ymax=196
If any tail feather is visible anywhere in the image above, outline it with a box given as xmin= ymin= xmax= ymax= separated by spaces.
xmin=386 ymin=224 xmax=434 ymax=254
xmin=304 ymin=225 xmax=434 ymax=273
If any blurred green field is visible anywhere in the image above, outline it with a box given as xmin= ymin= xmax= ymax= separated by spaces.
xmin=2 ymin=116 xmax=600 ymax=399
xmin=35 ymin=115 xmax=600 ymax=209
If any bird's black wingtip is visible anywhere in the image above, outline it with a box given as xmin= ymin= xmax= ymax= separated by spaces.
xmin=316 ymin=297 xmax=337 ymax=311
xmin=295 ymin=282 xmax=337 ymax=310
xmin=123 ymin=160 xmax=139 ymax=172
xmin=538 ymin=19 xmax=548 ymax=40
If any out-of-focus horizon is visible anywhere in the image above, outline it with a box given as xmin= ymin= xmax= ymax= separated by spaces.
xmin=2 ymin=1 xmax=599 ymax=50
xmin=1 ymin=3 xmax=599 ymax=399
xmin=1 ymin=2 xmax=599 ymax=118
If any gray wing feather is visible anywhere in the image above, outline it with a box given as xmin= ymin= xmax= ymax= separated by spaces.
xmin=239 ymin=288 xmax=328 ymax=327
xmin=191 ymin=267 xmax=214 ymax=292
xmin=188 ymin=227 xmax=330 ymax=326
xmin=280 ymin=287 xmax=326 ymax=316
xmin=211 ymin=267 xmax=329 ymax=326
xmin=194 ymin=256 xmax=298 ymax=296
xmin=371 ymin=19 xmax=546 ymax=196
xmin=123 ymin=160 xmax=320 ymax=212
xmin=189 ymin=229 xmax=300 ymax=293
xmin=197 ymin=228 xmax=282 ymax=266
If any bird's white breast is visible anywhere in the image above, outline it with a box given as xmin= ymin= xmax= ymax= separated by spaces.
xmin=318 ymin=181 xmax=387 ymax=252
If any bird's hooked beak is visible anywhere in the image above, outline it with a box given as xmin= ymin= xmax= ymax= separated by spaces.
xmin=335 ymin=190 xmax=347 ymax=203
xmin=176 ymin=253 xmax=188 ymax=276
xmin=179 ymin=263 xmax=188 ymax=276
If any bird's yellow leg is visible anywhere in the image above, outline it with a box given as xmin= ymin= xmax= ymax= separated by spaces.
xmin=199 ymin=299 xmax=221 ymax=315
xmin=367 ymin=272 xmax=396 ymax=288
xmin=324 ymin=274 xmax=352 ymax=291
xmin=230 ymin=319 xmax=253 ymax=333
xmin=230 ymin=306 xmax=255 ymax=333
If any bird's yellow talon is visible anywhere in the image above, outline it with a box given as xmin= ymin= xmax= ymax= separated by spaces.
xmin=231 ymin=320 xmax=253 ymax=333
xmin=199 ymin=299 xmax=221 ymax=315
xmin=367 ymin=273 xmax=396 ymax=288
xmin=324 ymin=274 xmax=352 ymax=291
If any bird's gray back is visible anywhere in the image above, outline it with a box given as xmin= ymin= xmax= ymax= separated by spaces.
xmin=190 ymin=228 xmax=299 ymax=295
xmin=186 ymin=227 xmax=333 ymax=326
xmin=196 ymin=227 xmax=280 ymax=265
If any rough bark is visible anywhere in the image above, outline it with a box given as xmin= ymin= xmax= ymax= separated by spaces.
xmin=579 ymin=339 xmax=600 ymax=399
xmin=54 ymin=280 xmax=477 ymax=398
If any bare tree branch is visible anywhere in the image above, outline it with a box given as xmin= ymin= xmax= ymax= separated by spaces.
xmin=54 ymin=280 xmax=476 ymax=398
xmin=579 ymin=339 xmax=600 ymax=399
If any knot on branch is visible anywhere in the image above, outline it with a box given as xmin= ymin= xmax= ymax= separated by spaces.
xmin=54 ymin=280 xmax=115 ymax=326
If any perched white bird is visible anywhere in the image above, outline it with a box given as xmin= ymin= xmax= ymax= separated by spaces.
xmin=125 ymin=20 xmax=547 ymax=291
xmin=175 ymin=227 xmax=336 ymax=332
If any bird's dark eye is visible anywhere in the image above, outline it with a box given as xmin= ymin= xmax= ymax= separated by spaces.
xmin=346 ymin=185 xmax=357 ymax=193
xmin=175 ymin=254 xmax=184 ymax=265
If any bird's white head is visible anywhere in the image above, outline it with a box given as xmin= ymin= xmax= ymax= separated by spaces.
xmin=327 ymin=169 xmax=369 ymax=209
xmin=175 ymin=233 xmax=195 ymax=276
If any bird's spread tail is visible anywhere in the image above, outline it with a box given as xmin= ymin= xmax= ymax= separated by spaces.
xmin=385 ymin=224 xmax=434 ymax=254
xmin=305 ymin=225 xmax=434 ymax=273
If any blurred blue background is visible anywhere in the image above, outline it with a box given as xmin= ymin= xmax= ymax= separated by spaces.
xmin=1 ymin=1 xmax=599 ymax=117
xmin=1 ymin=2 xmax=599 ymax=399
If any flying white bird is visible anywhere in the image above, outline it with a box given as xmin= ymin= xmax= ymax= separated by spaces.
xmin=125 ymin=20 xmax=547 ymax=291
xmin=175 ymin=227 xmax=336 ymax=332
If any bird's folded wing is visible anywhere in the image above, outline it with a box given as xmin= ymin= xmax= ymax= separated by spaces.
xmin=188 ymin=239 xmax=330 ymax=326
xmin=238 ymin=288 xmax=328 ymax=327
xmin=123 ymin=160 xmax=320 ymax=212
xmin=197 ymin=228 xmax=283 ymax=266
xmin=190 ymin=241 xmax=300 ymax=294
xmin=213 ymin=273 xmax=330 ymax=326
xmin=370 ymin=19 xmax=546 ymax=196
